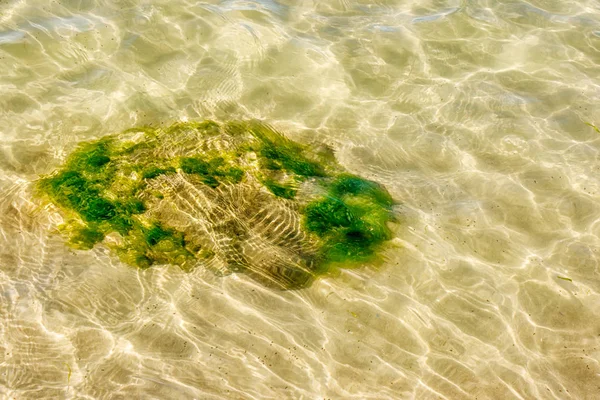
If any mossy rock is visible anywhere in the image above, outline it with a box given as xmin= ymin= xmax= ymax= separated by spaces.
xmin=36 ymin=120 xmax=396 ymax=289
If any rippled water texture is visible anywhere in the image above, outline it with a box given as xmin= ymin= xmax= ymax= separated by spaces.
xmin=1 ymin=0 xmax=600 ymax=398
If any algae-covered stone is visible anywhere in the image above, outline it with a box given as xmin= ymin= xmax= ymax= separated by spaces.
xmin=36 ymin=121 xmax=396 ymax=289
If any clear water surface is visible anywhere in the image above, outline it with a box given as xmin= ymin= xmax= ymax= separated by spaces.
xmin=1 ymin=0 xmax=600 ymax=398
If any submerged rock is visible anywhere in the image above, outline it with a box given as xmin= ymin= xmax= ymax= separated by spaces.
xmin=36 ymin=121 xmax=396 ymax=289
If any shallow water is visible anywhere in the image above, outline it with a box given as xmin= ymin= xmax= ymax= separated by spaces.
xmin=1 ymin=0 xmax=600 ymax=398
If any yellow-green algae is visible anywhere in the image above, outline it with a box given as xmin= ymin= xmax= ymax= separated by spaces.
xmin=36 ymin=121 xmax=396 ymax=289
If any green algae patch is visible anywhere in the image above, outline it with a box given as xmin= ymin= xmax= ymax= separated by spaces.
xmin=69 ymin=225 xmax=105 ymax=249
xmin=180 ymin=156 xmax=244 ymax=187
xmin=304 ymin=175 xmax=393 ymax=265
xmin=262 ymin=178 xmax=297 ymax=199
xmin=36 ymin=120 xmax=396 ymax=289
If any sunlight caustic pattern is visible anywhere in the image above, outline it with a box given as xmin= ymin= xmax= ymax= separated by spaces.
xmin=1 ymin=0 xmax=600 ymax=398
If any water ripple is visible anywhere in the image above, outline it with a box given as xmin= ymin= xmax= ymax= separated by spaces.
xmin=1 ymin=0 xmax=600 ymax=398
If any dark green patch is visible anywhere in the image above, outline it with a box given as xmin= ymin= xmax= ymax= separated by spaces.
xmin=305 ymin=197 xmax=354 ymax=234
xmin=331 ymin=174 xmax=394 ymax=207
xmin=263 ymin=179 xmax=297 ymax=199
xmin=40 ymin=170 xmax=90 ymax=210
xmin=180 ymin=157 xmax=218 ymax=187
xmin=304 ymin=175 xmax=393 ymax=265
xmin=82 ymin=198 xmax=116 ymax=221
xmin=145 ymin=223 xmax=174 ymax=246
xmin=69 ymin=226 xmax=105 ymax=249
xmin=180 ymin=157 xmax=209 ymax=175
xmin=142 ymin=166 xmax=176 ymax=179
xmin=118 ymin=199 xmax=146 ymax=215
xmin=109 ymin=214 xmax=135 ymax=234
xmin=250 ymin=125 xmax=325 ymax=177
xmin=66 ymin=139 xmax=113 ymax=172
xmin=258 ymin=143 xmax=324 ymax=177
xmin=40 ymin=170 xmax=118 ymax=223
xmin=180 ymin=156 xmax=245 ymax=187
xmin=225 ymin=167 xmax=244 ymax=183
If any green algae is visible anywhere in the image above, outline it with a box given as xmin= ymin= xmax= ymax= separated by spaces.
xmin=40 ymin=170 xmax=117 ymax=222
xmin=145 ymin=223 xmax=178 ymax=246
xmin=69 ymin=225 xmax=105 ymax=249
xmin=257 ymin=141 xmax=324 ymax=177
xmin=262 ymin=178 xmax=297 ymax=199
xmin=36 ymin=120 xmax=396 ymax=289
xmin=249 ymin=124 xmax=326 ymax=177
xmin=180 ymin=156 xmax=244 ymax=188
xmin=330 ymin=174 xmax=394 ymax=208
xmin=142 ymin=166 xmax=175 ymax=179
xmin=65 ymin=139 xmax=113 ymax=171
xmin=111 ymin=222 xmax=195 ymax=270
xmin=304 ymin=175 xmax=393 ymax=265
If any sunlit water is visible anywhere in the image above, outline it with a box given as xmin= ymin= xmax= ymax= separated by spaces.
xmin=1 ymin=0 xmax=600 ymax=398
